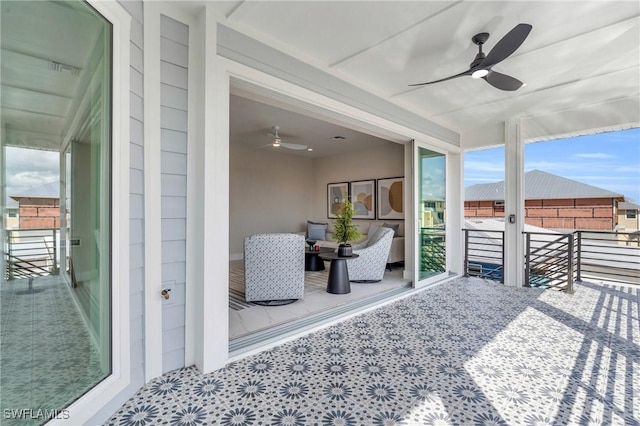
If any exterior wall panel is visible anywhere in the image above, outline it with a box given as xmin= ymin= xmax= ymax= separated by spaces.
xmin=160 ymin=15 xmax=188 ymax=374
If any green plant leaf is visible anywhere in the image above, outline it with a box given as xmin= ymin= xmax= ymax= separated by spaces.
xmin=331 ymin=199 xmax=363 ymax=243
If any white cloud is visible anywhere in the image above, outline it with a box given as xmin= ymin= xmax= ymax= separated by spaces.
xmin=573 ymin=153 xmax=614 ymax=159
xmin=4 ymin=147 xmax=59 ymax=201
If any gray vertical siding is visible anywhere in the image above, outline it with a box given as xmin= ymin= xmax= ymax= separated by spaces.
xmin=160 ymin=14 xmax=188 ymax=374
xmin=89 ymin=0 xmax=145 ymax=423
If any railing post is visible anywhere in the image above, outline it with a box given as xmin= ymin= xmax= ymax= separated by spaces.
xmin=463 ymin=229 xmax=469 ymax=277
xmin=566 ymin=234 xmax=574 ymax=293
xmin=524 ymin=232 xmax=531 ymax=287
xmin=501 ymin=231 xmax=505 ymax=284
xmin=52 ymin=229 xmax=59 ymax=275
xmin=7 ymin=230 xmax=14 ymax=280
xmin=575 ymin=231 xmax=582 ymax=282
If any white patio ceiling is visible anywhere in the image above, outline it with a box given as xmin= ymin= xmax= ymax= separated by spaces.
xmin=208 ymin=0 xmax=639 ymax=145
xmin=1 ymin=1 xmax=638 ymax=153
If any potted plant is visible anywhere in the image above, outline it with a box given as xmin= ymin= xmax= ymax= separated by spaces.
xmin=331 ymin=199 xmax=363 ymax=257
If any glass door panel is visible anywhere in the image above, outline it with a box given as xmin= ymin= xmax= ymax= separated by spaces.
xmin=415 ymin=145 xmax=448 ymax=286
xmin=0 ymin=0 xmax=112 ymax=420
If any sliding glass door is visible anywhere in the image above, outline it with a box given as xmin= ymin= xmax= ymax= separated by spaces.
xmin=414 ymin=143 xmax=448 ymax=287
xmin=1 ymin=0 xmax=112 ymax=419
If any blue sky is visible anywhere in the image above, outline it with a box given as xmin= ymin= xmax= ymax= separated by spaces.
xmin=464 ymin=128 xmax=640 ymax=203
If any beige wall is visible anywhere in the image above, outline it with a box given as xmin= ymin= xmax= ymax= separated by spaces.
xmin=618 ymin=210 xmax=639 ymax=231
xmin=312 ymin=143 xmax=405 ymax=236
xmin=229 ymin=144 xmax=315 ymax=256
xmin=230 ymin=142 xmax=405 ymax=256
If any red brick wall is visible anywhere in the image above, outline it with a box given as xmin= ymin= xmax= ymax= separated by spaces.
xmin=464 ymin=197 xmax=616 ymax=230
xmin=18 ymin=198 xmax=60 ymax=229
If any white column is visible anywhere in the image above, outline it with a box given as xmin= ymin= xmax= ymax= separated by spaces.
xmin=190 ymin=6 xmax=229 ymax=374
xmin=0 ymin=125 xmax=6 ymax=282
xmin=447 ymin=151 xmax=464 ymax=276
xmin=504 ymin=120 xmax=525 ymax=287
xmin=143 ymin=3 xmax=163 ymax=381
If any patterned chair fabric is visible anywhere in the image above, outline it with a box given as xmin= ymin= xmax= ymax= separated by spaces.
xmin=346 ymin=227 xmax=394 ymax=282
xmin=243 ymin=233 xmax=305 ymax=302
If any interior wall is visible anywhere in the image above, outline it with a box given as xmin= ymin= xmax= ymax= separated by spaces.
xmin=229 ymin=144 xmax=315 ymax=256
xmin=312 ymin=143 xmax=405 ymax=236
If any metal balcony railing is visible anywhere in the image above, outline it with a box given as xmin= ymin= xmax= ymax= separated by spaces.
xmin=576 ymin=231 xmax=640 ymax=284
xmin=463 ymin=228 xmax=504 ymax=283
xmin=463 ymin=228 xmax=640 ymax=291
xmin=421 ymin=227 xmax=446 ymax=274
xmin=4 ymin=228 xmax=59 ymax=280
xmin=524 ymin=232 xmax=574 ymax=293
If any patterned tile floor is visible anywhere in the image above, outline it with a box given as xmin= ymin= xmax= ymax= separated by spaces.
xmin=107 ymin=277 xmax=640 ymax=425
xmin=1 ymin=275 xmax=106 ymax=426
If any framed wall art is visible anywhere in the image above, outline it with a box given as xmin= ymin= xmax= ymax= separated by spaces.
xmin=349 ymin=179 xmax=375 ymax=219
xmin=327 ymin=182 xmax=349 ymax=219
xmin=377 ymin=177 xmax=404 ymax=220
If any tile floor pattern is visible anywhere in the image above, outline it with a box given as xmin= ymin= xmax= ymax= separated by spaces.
xmin=1 ymin=275 xmax=106 ymax=426
xmin=107 ymin=278 xmax=640 ymax=425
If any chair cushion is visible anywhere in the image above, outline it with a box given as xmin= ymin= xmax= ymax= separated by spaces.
xmin=307 ymin=221 xmax=328 ymax=240
xmin=382 ymin=223 xmax=399 ymax=237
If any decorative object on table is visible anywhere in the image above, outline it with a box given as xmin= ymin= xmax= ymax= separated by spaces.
xmin=306 ymin=240 xmax=316 ymax=250
xmin=327 ymin=182 xmax=349 ymax=219
xmin=377 ymin=177 xmax=404 ymax=220
xmin=331 ymin=199 xmax=363 ymax=257
xmin=350 ymin=179 xmax=376 ymax=219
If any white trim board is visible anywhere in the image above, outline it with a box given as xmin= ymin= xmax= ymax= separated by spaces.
xmin=50 ymin=0 xmax=131 ymax=423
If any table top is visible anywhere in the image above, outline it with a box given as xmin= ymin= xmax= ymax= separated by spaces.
xmin=318 ymin=252 xmax=360 ymax=260
xmin=305 ymin=247 xmax=335 ymax=254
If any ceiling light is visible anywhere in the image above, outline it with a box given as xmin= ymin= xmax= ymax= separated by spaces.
xmin=49 ymin=61 xmax=80 ymax=76
xmin=272 ymin=138 xmax=281 ymax=147
xmin=471 ymin=69 xmax=489 ymax=79
xmin=307 ymin=148 xmax=313 ymax=151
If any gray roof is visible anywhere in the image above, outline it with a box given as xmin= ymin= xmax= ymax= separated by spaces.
xmin=619 ymin=201 xmax=640 ymax=210
xmin=465 ymin=170 xmax=623 ymax=201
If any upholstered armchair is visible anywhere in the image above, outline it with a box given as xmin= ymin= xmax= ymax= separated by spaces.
xmin=346 ymin=227 xmax=394 ymax=282
xmin=243 ymin=233 xmax=305 ymax=304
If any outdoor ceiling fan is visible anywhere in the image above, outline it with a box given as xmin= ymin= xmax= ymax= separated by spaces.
xmin=266 ymin=125 xmax=310 ymax=151
xmin=409 ymin=23 xmax=533 ymax=91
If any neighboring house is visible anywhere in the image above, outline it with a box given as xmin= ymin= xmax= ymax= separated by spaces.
xmin=617 ymin=201 xmax=640 ymax=231
xmin=465 ymin=170 xmax=625 ymax=231
xmin=4 ymin=198 xmax=19 ymax=229
xmin=9 ymin=181 xmax=60 ymax=230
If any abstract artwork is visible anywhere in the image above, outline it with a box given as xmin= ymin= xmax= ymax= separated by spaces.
xmin=327 ymin=182 xmax=349 ymax=219
xmin=377 ymin=177 xmax=404 ymax=220
xmin=350 ymin=180 xmax=375 ymax=219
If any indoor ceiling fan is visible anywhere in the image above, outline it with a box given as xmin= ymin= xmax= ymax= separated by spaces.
xmin=266 ymin=125 xmax=310 ymax=151
xmin=409 ymin=23 xmax=533 ymax=91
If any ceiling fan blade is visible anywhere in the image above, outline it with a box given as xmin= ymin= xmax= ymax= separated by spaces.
xmin=482 ymin=70 xmax=524 ymax=91
xmin=481 ymin=23 xmax=532 ymax=69
xmin=281 ymin=142 xmax=308 ymax=150
xmin=408 ymin=69 xmax=473 ymax=86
